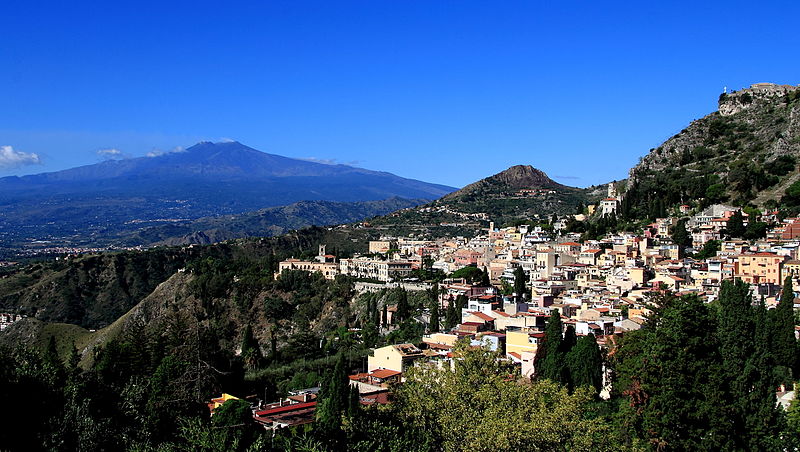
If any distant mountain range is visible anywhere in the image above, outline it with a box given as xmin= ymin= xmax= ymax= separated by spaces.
xmin=0 ymin=141 xmax=455 ymax=249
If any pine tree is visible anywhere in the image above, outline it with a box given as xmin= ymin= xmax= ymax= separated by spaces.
xmin=774 ymin=276 xmax=797 ymax=386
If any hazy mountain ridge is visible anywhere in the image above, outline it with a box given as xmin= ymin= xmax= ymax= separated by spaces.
xmin=119 ymin=197 xmax=427 ymax=247
xmin=0 ymin=141 xmax=455 ymax=249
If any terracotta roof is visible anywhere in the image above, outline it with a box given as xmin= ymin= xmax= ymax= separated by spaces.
xmin=467 ymin=311 xmax=495 ymax=322
xmin=255 ymin=401 xmax=317 ymax=417
xmin=360 ymin=392 xmax=391 ymax=406
xmin=371 ymin=369 xmax=401 ymax=379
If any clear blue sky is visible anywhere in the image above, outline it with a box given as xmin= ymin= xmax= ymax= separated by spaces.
xmin=2 ymin=1 xmax=799 ymax=188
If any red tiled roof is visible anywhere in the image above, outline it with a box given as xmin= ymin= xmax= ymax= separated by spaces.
xmin=371 ymin=369 xmax=401 ymax=379
xmin=468 ymin=311 xmax=495 ymax=322
xmin=255 ymin=401 xmax=317 ymax=417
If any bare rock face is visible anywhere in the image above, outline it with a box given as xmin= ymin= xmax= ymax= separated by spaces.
xmin=719 ymin=83 xmax=800 ymax=116
xmin=490 ymin=165 xmax=565 ymax=189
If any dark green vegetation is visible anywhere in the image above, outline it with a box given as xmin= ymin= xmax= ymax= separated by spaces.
xmin=0 ymin=243 xmax=435 ymax=451
xmin=534 ymin=312 xmax=603 ymax=393
xmin=117 ymin=197 xmax=426 ymax=247
xmin=0 ymin=226 xmax=365 ymax=329
xmin=371 ymin=165 xmax=597 ymax=237
xmin=611 ymin=280 xmax=800 ymax=450
xmin=622 ymin=88 xmax=800 ymax=218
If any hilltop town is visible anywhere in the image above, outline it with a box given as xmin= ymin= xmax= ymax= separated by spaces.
xmin=229 ymin=180 xmax=800 ymax=430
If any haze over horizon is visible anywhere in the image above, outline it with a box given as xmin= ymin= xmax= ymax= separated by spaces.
xmin=2 ymin=1 xmax=799 ymax=188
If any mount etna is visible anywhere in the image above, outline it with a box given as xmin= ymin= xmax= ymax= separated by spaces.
xmin=0 ymin=141 xmax=455 ymax=251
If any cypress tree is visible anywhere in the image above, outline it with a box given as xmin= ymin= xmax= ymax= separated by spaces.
xmin=456 ymin=294 xmax=468 ymax=310
xmin=717 ymin=279 xmax=783 ymax=448
xmin=429 ymin=300 xmax=440 ymax=333
xmin=540 ymin=311 xmax=567 ymax=384
xmin=395 ymin=288 xmax=410 ymax=323
xmin=774 ymin=276 xmax=797 ymax=385
xmin=561 ymin=325 xmax=577 ymax=354
xmin=513 ymin=266 xmax=527 ymax=300
xmin=445 ymin=297 xmax=459 ymax=329
xmin=317 ymin=352 xmax=349 ymax=433
xmin=240 ymin=324 xmax=261 ymax=370
xmin=428 ymin=282 xmax=440 ymax=333
xmin=347 ymin=384 xmax=361 ymax=418
xmin=727 ymin=210 xmax=745 ymax=238
xmin=566 ymin=333 xmax=603 ymax=393
xmin=746 ymin=298 xmax=784 ymax=450
xmin=671 ymin=218 xmax=692 ymax=248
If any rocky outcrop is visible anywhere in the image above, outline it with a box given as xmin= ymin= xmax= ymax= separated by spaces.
xmin=719 ymin=83 xmax=800 ymax=116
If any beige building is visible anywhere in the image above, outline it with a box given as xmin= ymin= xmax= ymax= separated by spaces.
xmin=738 ymin=252 xmax=786 ymax=285
xmin=367 ymin=343 xmax=425 ymax=373
xmin=278 ymin=259 xmax=339 ymax=280
xmin=369 ymin=240 xmax=395 ymax=254
xmin=339 ymin=257 xmax=413 ymax=282
xmin=505 ymin=329 xmax=545 ymax=355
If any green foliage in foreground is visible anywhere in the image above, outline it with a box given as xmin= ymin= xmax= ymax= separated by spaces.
xmin=3 ymin=268 xmax=800 ymax=451
xmin=611 ymin=283 xmax=796 ymax=450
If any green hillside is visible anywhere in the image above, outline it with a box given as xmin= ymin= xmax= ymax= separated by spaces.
xmin=622 ymin=84 xmax=800 ymax=219
xmin=372 ymin=165 xmax=597 ymax=235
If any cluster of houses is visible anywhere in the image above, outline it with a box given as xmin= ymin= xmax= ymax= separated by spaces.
xmin=0 ymin=313 xmax=24 ymax=331
xmin=220 ymin=200 xmax=800 ymax=430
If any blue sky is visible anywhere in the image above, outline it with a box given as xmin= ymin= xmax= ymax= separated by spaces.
xmin=2 ymin=1 xmax=799 ymax=188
